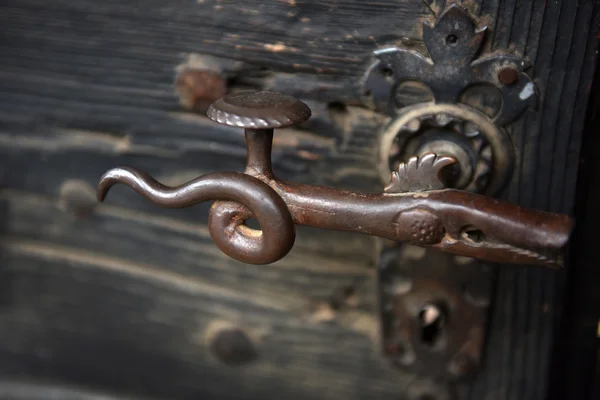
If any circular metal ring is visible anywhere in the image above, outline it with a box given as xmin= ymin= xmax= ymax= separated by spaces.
xmin=378 ymin=103 xmax=514 ymax=195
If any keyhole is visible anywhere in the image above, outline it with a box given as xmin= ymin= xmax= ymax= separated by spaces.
xmin=418 ymin=303 xmax=446 ymax=346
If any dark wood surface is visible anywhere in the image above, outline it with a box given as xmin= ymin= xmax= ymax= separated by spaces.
xmin=0 ymin=0 xmax=598 ymax=399
xmin=548 ymin=62 xmax=600 ymax=400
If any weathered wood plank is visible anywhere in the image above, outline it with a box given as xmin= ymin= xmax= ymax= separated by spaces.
xmin=547 ymin=54 xmax=600 ymax=400
xmin=0 ymin=189 xmax=376 ymax=300
xmin=469 ymin=1 xmax=599 ymax=399
xmin=0 ymin=66 xmax=384 ymax=189
xmin=0 ymin=0 xmax=598 ymax=399
xmin=0 ymin=0 xmax=427 ymax=76
xmin=0 ymin=248 xmax=405 ymax=400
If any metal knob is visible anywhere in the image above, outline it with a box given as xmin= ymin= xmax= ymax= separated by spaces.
xmin=207 ymin=91 xmax=311 ymax=178
xmin=207 ymin=91 xmax=311 ymax=129
xmin=97 ymin=91 xmax=573 ymax=268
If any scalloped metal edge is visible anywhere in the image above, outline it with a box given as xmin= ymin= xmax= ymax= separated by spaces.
xmin=206 ymin=105 xmax=310 ymax=129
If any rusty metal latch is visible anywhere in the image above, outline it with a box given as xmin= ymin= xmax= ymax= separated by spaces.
xmin=97 ymin=90 xmax=572 ymax=268
xmin=357 ymin=2 xmax=555 ymax=384
xmin=95 ymin=3 xmax=574 ymax=388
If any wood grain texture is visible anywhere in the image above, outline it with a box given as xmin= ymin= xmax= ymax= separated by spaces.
xmin=548 ymin=61 xmax=600 ymax=400
xmin=0 ymin=0 xmax=598 ymax=399
xmin=0 ymin=247 xmax=398 ymax=400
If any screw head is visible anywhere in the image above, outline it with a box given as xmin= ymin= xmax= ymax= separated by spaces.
xmin=207 ymin=91 xmax=311 ymax=129
xmin=497 ymin=67 xmax=519 ymax=85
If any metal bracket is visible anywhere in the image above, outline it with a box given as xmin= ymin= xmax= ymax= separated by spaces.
xmin=364 ymin=2 xmax=538 ymax=196
xmin=364 ymin=3 xmax=537 ymax=125
xmin=379 ymin=243 xmax=492 ymax=381
xmin=363 ymin=2 xmax=538 ymax=381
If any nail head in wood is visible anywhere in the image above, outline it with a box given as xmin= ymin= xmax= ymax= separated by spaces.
xmin=497 ymin=67 xmax=519 ymax=85
xmin=210 ymin=327 xmax=258 ymax=366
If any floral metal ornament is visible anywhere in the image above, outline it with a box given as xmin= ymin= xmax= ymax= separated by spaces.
xmin=364 ymin=3 xmax=537 ymax=126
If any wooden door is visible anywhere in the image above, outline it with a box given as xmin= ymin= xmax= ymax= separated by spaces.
xmin=0 ymin=1 xmax=598 ymax=399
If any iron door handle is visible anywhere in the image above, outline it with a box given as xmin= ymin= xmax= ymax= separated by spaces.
xmin=97 ymin=91 xmax=573 ymax=268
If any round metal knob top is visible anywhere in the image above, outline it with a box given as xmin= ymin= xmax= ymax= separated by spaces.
xmin=207 ymin=91 xmax=311 ymax=129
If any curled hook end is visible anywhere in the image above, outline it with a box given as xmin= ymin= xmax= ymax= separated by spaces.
xmin=97 ymin=166 xmax=296 ymax=265
xmin=97 ymin=170 xmax=114 ymax=202
xmin=96 ymin=167 xmax=135 ymax=202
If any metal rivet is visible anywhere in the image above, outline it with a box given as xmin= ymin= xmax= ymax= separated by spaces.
xmin=498 ymin=67 xmax=519 ymax=85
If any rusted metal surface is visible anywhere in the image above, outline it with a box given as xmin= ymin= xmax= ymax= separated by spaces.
xmin=97 ymin=90 xmax=572 ymax=268
xmin=497 ymin=67 xmax=520 ymax=86
xmin=207 ymin=91 xmax=311 ymax=129
xmin=175 ymin=68 xmax=227 ymax=113
xmin=379 ymin=245 xmax=492 ymax=381
xmin=364 ymin=3 xmax=539 ymax=197
xmin=376 ymin=103 xmax=511 ymax=195
xmin=358 ymin=2 xmax=544 ymax=386
xmin=97 ymin=168 xmax=296 ymax=265
xmin=363 ymin=4 xmax=537 ymax=127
